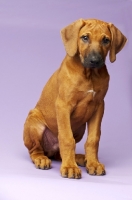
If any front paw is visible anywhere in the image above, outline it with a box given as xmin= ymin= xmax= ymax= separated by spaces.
xmin=86 ymin=161 xmax=106 ymax=176
xmin=60 ymin=164 xmax=81 ymax=179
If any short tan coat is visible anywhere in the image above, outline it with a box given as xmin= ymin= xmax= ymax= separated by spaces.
xmin=23 ymin=19 xmax=127 ymax=178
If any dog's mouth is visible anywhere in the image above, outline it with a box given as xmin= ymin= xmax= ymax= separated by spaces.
xmin=82 ymin=53 xmax=105 ymax=69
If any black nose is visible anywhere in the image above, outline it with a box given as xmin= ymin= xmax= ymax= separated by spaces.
xmin=83 ymin=52 xmax=104 ymax=68
xmin=89 ymin=55 xmax=101 ymax=66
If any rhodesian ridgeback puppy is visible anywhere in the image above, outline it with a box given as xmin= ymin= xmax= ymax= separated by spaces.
xmin=23 ymin=19 xmax=127 ymax=179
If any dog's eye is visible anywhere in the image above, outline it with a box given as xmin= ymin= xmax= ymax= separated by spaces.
xmin=102 ymin=37 xmax=110 ymax=45
xmin=81 ymin=35 xmax=89 ymax=42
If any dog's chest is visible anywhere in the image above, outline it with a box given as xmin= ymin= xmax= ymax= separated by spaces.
xmin=71 ymin=80 xmax=108 ymax=123
xmin=72 ymin=90 xmax=99 ymax=115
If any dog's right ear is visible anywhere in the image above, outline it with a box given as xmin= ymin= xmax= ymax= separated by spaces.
xmin=61 ymin=19 xmax=85 ymax=57
xmin=108 ymin=23 xmax=127 ymax=63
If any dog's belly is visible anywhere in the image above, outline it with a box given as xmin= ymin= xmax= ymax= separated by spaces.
xmin=42 ymin=125 xmax=86 ymax=157
xmin=42 ymin=105 xmax=95 ymax=158
xmin=42 ymin=127 xmax=59 ymax=157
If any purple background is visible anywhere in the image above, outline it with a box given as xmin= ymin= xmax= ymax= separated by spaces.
xmin=0 ymin=0 xmax=132 ymax=199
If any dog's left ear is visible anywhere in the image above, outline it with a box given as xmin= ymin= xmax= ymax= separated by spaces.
xmin=108 ymin=23 xmax=127 ymax=63
xmin=61 ymin=19 xmax=85 ymax=57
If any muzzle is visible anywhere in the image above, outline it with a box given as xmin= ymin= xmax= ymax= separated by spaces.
xmin=83 ymin=51 xmax=104 ymax=68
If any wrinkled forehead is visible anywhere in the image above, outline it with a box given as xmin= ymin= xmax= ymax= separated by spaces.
xmin=79 ymin=20 xmax=111 ymax=38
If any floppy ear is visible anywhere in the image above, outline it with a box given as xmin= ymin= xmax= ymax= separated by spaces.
xmin=108 ymin=23 xmax=127 ymax=63
xmin=60 ymin=19 xmax=85 ymax=57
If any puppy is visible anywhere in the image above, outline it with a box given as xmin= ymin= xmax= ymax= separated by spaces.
xmin=23 ymin=19 xmax=127 ymax=179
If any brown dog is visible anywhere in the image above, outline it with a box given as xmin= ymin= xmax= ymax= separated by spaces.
xmin=23 ymin=19 xmax=127 ymax=179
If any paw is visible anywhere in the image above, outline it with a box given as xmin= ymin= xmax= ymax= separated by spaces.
xmin=86 ymin=161 xmax=106 ymax=176
xmin=61 ymin=165 xmax=81 ymax=179
xmin=34 ymin=155 xmax=51 ymax=170
xmin=75 ymin=154 xmax=85 ymax=167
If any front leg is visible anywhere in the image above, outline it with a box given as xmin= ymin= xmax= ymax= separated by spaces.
xmin=56 ymin=98 xmax=81 ymax=179
xmin=85 ymin=101 xmax=106 ymax=176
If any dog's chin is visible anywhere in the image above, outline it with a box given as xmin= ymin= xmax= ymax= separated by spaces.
xmin=82 ymin=62 xmax=105 ymax=69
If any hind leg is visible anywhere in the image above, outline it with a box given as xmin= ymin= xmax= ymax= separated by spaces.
xmin=23 ymin=108 xmax=51 ymax=169
xmin=75 ymin=154 xmax=85 ymax=167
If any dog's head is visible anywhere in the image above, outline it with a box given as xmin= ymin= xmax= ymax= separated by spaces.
xmin=61 ymin=19 xmax=127 ymax=68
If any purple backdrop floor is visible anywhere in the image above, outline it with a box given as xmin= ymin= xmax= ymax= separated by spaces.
xmin=0 ymin=0 xmax=132 ymax=199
